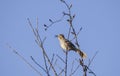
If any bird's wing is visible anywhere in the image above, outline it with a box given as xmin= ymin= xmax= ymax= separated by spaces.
xmin=65 ymin=39 xmax=76 ymax=50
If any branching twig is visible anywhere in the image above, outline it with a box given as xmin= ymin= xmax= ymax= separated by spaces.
xmin=48 ymin=54 xmax=55 ymax=72
xmin=58 ymin=69 xmax=64 ymax=76
xmin=70 ymin=65 xmax=80 ymax=76
xmin=7 ymin=44 xmax=42 ymax=76
xmin=30 ymin=18 xmax=50 ymax=76
xmin=30 ymin=56 xmax=47 ymax=73
xmin=70 ymin=27 xmax=82 ymax=41
xmin=88 ymin=51 xmax=99 ymax=67
xmin=57 ymin=54 xmax=65 ymax=64
xmin=60 ymin=0 xmax=80 ymax=49
xmin=27 ymin=18 xmax=58 ymax=76
xmin=44 ymin=14 xmax=65 ymax=31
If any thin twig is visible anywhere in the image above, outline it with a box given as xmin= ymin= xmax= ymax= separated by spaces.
xmin=88 ymin=51 xmax=99 ymax=67
xmin=58 ymin=69 xmax=64 ymax=76
xmin=87 ymin=66 xmax=96 ymax=76
xmin=7 ymin=44 xmax=42 ymax=76
xmin=65 ymin=51 xmax=68 ymax=76
xmin=44 ymin=14 xmax=65 ymax=31
xmin=61 ymin=0 xmax=80 ymax=49
xmin=55 ymin=60 xmax=65 ymax=76
xmin=68 ymin=26 xmax=72 ymax=39
xmin=57 ymin=54 xmax=65 ymax=64
xmin=70 ymin=27 xmax=82 ymax=41
xmin=48 ymin=54 xmax=55 ymax=71
xmin=28 ymin=19 xmax=57 ymax=76
xmin=28 ymin=18 xmax=50 ymax=76
xmin=70 ymin=60 xmax=75 ymax=75
xmin=70 ymin=65 xmax=80 ymax=76
xmin=30 ymin=56 xmax=47 ymax=73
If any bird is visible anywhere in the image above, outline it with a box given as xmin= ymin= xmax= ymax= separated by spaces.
xmin=56 ymin=34 xmax=87 ymax=59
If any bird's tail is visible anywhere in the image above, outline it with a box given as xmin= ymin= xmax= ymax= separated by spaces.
xmin=76 ymin=49 xmax=87 ymax=59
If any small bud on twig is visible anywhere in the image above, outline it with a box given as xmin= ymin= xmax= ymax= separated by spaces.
xmin=49 ymin=19 xmax=53 ymax=23
xmin=44 ymin=24 xmax=47 ymax=27
xmin=67 ymin=19 xmax=70 ymax=22
xmin=60 ymin=0 xmax=65 ymax=3
xmin=73 ymin=14 xmax=76 ymax=19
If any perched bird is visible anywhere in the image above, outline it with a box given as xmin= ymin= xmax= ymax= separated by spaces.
xmin=56 ymin=34 xmax=87 ymax=59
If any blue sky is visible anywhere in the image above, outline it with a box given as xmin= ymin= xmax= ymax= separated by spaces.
xmin=0 ymin=0 xmax=120 ymax=76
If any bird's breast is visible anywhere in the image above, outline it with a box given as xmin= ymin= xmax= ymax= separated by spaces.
xmin=59 ymin=41 xmax=67 ymax=51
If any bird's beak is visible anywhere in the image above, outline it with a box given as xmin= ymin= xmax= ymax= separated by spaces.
xmin=55 ymin=35 xmax=58 ymax=38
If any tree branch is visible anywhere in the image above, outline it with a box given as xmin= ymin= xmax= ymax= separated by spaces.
xmin=7 ymin=44 xmax=42 ymax=76
xmin=28 ymin=18 xmax=58 ymax=76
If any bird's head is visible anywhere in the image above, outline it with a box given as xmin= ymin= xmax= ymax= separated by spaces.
xmin=55 ymin=34 xmax=65 ymax=40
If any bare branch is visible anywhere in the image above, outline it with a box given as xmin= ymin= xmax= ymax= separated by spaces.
xmin=60 ymin=0 xmax=81 ymax=49
xmin=70 ymin=65 xmax=80 ymax=76
xmin=67 ymin=26 xmax=72 ymax=39
xmin=70 ymin=27 xmax=82 ymax=41
xmin=58 ymin=69 xmax=64 ymax=76
xmin=44 ymin=14 xmax=65 ymax=31
xmin=65 ymin=51 xmax=68 ymax=76
xmin=30 ymin=56 xmax=47 ymax=73
xmin=28 ymin=19 xmax=58 ymax=76
xmin=48 ymin=54 xmax=55 ymax=72
xmin=57 ymin=54 xmax=65 ymax=64
xmin=88 ymin=51 xmax=99 ymax=67
xmin=7 ymin=44 xmax=42 ymax=76
xmin=70 ymin=60 xmax=75 ymax=75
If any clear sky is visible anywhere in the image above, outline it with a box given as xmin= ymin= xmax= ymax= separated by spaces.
xmin=0 ymin=0 xmax=120 ymax=76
